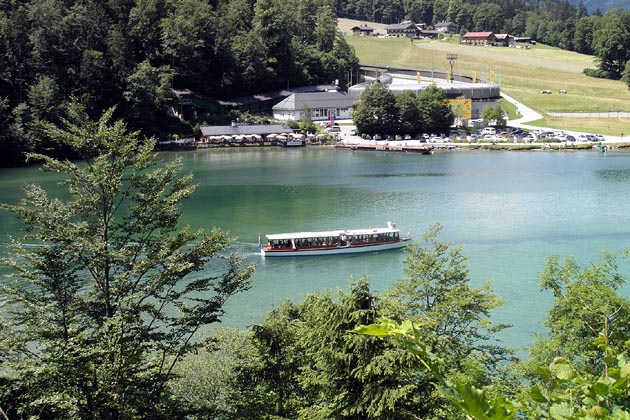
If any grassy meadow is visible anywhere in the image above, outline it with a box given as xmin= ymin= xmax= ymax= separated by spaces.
xmin=339 ymin=18 xmax=630 ymax=135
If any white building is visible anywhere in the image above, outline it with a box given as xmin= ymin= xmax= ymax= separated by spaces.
xmin=272 ymin=91 xmax=355 ymax=121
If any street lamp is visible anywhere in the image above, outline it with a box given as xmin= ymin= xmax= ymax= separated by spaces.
xmin=446 ymin=53 xmax=458 ymax=83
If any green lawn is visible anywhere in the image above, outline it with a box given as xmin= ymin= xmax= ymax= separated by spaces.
xmin=340 ymin=18 xmax=630 ymax=134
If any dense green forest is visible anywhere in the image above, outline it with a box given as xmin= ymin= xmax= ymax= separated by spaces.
xmin=2 ymin=0 xmax=630 ymax=167
xmin=0 ymin=0 xmax=359 ymax=166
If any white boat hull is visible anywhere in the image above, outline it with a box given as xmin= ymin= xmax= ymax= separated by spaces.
xmin=261 ymin=238 xmax=410 ymax=257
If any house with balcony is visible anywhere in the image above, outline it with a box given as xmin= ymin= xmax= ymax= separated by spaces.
xmin=462 ymin=31 xmax=496 ymax=45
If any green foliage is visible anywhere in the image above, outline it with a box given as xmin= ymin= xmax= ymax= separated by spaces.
xmin=482 ymin=105 xmax=507 ymax=127
xmin=0 ymin=0 xmax=359 ymax=166
xmin=0 ymin=103 xmax=255 ymax=419
xmin=353 ymin=83 xmax=454 ymax=136
xmin=170 ymin=328 xmax=263 ymax=420
xmin=592 ymin=10 xmax=630 ymax=78
xmin=384 ymin=224 xmax=511 ymax=370
xmin=249 ymin=301 xmax=306 ymax=419
xmin=583 ymin=67 xmax=617 ymax=79
xmin=525 ymin=252 xmax=630 ymax=379
xmin=353 ymin=319 xmax=630 ymax=420
xmin=299 ymin=108 xmax=319 ymax=134
xmin=396 ymin=91 xmax=422 ymax=134
xmin=352 ymin=82 xmax=399 ymax=135
xmin=622 ymin=60 xmax=630 ymax=89
xmin=123 ymin=60 xmax=175 ymax=131
xmin=417 ymin=85 xmax=455 ymax=134
xmin=297 ymin=278 xmax=422 ymax=420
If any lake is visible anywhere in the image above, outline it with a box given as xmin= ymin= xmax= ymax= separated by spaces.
xmin=2 ymin=147 xmax=630 ymax=353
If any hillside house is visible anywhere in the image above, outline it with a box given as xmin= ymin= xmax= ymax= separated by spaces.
xmin=385 ymin=21 xmax=423 ymax=38
xmin=351 ymin=25 xmax=375 ymax=36
xmin=435 ymin=21 xmax=457 ymax=33
xmin=514 ymin=36 xmax=536 ymax=45
xmin=462 ymin=31 xmax=496 ymax=45
xmin=420 ymin=29 xmax=439 ymax=39
xmin=494 ymin=34 xmax=514 ymax=46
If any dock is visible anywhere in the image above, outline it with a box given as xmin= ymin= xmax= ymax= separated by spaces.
xmin=335 ymin=142 xmax=435 ymax=154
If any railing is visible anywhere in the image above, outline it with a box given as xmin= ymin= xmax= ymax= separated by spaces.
xmin=546 ymin=111 xmax=630 ymax=118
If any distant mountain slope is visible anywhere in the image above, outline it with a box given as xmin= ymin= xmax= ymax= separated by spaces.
xmin=578 ymin=0 xmax=630 ymax=12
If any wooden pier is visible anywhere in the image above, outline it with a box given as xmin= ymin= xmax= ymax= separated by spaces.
xmin=335 ymin=142 xmax=435 ymax=154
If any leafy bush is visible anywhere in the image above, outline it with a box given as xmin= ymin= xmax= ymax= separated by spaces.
xmin=583 ymin=68 xmax=619 ymax=80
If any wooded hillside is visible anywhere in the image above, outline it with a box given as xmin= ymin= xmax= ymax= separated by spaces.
xmin=0 ymin=0 xmax=358 ymax=166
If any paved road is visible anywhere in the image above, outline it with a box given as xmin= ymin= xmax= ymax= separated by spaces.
xmin=334 ymin=95 xmax=628 ymax=145
xmin=501 ymin=92 xmax=626 ymax=143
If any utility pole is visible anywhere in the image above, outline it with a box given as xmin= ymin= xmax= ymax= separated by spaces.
xmin=446 ymin=53 xmax=458 ymax=83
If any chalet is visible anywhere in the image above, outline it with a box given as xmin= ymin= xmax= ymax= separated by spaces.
xmin=514 ymin=36 xmax=536 ymax=45
xmin=435 ymin=21 xmax=457 ymax=33
xmin=272 ymin=91 xmax=355 ymax=121
xmin=494 ymin=34 xmax=514 ymax=47
xmin=351 ymin=25 xmax=375 ymax=36
xmin=462 ymin=31 xmax=496 ymax=45
xmin=385 ymin=21 xmax=422 ymax=38
xmin=420 ymin=29 xmax=439 ymax=39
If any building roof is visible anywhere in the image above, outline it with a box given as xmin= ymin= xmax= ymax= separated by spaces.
xmin=200 ymin=124 xmax=293 ymax=137
xmin=351 ymin=25 xmax=374 ymax=31
xmin=385 ymin=22 xmax=418 ymax=30
xmin=494 ymin=34 xmax=514 ymax=40
xmin=463 ymin=31 xmax=495 ymax=38
xmin=272 ymin=91 xmax=356 ymax=111
xmin=435 ymin=21 xmax=455 ymax=27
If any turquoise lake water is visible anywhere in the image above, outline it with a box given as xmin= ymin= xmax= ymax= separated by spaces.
xmin=2 ymin=147 xmax=630 ymax=353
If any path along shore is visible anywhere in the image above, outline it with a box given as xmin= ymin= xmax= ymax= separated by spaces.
xmin=335 ymin=93 xmax=628 ymax=149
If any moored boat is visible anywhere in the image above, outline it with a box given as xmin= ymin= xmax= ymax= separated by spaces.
xmin=260 ymin=222 xmax=411 ymax=257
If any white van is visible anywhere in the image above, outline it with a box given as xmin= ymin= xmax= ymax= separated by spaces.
xmin=482 ymin=127 xmax=496 ymax=135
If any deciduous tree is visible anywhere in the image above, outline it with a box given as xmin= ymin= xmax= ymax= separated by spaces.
xmin=352 ymin=82 xmax=399 ymax=136
xmin=0 ymin=103 xmax=254 ymax=419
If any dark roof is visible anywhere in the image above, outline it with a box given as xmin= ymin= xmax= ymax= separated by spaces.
xmin=200 ymin=124 xmax=293 ymax=137
xmin=228 ymin=85 xmax=333 ymax=106
xmin=352 ymin=25 xmax=375 ymax=31
xmin=385 ymin=22 xmax=418 ymax=30
xmin=272 ymin=91 xmax=356 ymax=111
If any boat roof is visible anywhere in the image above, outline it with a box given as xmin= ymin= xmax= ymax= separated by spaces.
xmin=266 ymin=226 xmax=399 ymax=240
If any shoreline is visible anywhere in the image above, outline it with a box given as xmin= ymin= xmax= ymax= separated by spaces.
xmin=334 ymin=137 xmax=630 ymax=153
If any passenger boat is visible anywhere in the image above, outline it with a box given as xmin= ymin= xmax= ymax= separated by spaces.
xmin=260 ymin=222 xmax=411 ymax=257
